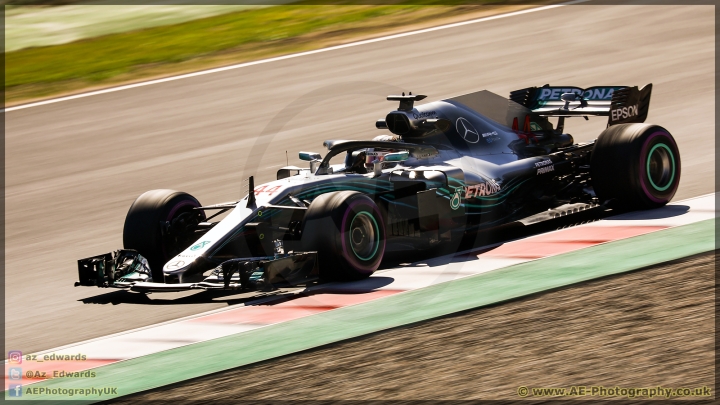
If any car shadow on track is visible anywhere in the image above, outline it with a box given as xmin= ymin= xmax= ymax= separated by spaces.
xmin=604 ymin=204 xmax=690 ymax=220
xmin=78 ymin=276 xmax=397 ymax=306
xmin=303 ymin=276 xmax=396 ymax=294
xmin=78 ymin=286 xmax=309 ymax=306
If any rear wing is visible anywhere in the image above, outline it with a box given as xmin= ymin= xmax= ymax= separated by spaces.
xmin=510 ymin=84 xmax=652 ymax=127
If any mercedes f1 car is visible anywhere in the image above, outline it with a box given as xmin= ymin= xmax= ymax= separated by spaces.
xmin=76 ymin=83 xmax=680 ymax=293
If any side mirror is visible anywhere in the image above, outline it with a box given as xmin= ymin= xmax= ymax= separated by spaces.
xmin=384 ymin=151 xmax=409 ymax=162
xmin=277 ymin=166 xmax=303 ymax=180
xmin=299 ymin=152 xmax=322 ymax=162
xmin=299 ymin=151 xmax=322 ymax=174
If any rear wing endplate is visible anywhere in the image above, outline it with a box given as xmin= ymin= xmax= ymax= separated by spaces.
xmin=510 ymin=84 xmax=652 ymax=127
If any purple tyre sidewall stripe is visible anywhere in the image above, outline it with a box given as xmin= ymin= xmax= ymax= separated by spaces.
xmin=161 ymin=199 xmax=202 ymax=260
xmin=340 ymin=199 xmax=386 ymax=274
xmin=639 ymin=131 xmax=677 ymax=204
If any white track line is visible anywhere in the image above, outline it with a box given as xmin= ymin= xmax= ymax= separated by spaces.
xmin=4 ymin=0 xmax=588 ymax=113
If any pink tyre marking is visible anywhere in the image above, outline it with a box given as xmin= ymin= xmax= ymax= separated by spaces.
xmin=162 ymin=199 xmax=203 ymax=258
xmin=340 ymin=199 xmax=386 ymax=274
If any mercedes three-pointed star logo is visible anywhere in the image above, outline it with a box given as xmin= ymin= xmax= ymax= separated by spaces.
xmin=455 ymin=117 xmax=480 ymax=143
xmin=166 ymin=260 xmax=185 ymax=269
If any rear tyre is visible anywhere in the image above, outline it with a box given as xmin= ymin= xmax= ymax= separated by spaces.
xmin=590 ymin=123 xmax=680 ymax=210
xmin=123 ymin=189 xmax=205 ymax=281
xmin=301 ymin=191 xmax=386 ymax=281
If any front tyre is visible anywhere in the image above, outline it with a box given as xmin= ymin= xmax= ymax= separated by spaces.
xmin=590 ymin=123 xmax=680 ymax=210
xmin=301 ymin=191 xmax=386 ymax=281
xmin=123 ymin=189 xmax=205 ymax=281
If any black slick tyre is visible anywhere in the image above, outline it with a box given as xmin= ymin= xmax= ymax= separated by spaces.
xmin=590 ymin=123 xmax=680 ymax=210
xmin=301 ymin=191 xmax=386 ymax=281
xmin=122 ymin=189 xmax=205 ymax=281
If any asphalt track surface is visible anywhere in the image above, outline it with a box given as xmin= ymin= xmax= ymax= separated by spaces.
xmin=111 ymin=251 xmax=715 ymax=401
xmin=5 ymin=4 xmax=714 ymax=354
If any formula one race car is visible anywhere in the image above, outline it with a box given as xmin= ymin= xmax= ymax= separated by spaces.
xmin=76 ymin=83 xmax=680 ymax=293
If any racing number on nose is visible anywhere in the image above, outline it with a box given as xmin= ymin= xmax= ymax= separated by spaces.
xmin=456 ymin=117 xmax=480 ymax=143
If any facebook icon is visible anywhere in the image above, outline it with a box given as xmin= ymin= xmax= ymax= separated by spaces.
xmin=9 ymin=384 xmax=22 ymax=397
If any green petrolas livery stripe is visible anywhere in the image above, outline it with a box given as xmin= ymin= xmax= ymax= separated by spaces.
xmin=350 ymin=211 xmax=380 ymax=261
xmin=646 ymin=143 xmax=675 ymax=192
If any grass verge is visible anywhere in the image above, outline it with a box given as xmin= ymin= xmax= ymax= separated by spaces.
xmin=5 ymin=1 xmax=550 ymax=106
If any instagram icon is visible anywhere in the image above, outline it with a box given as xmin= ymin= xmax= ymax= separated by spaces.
xmin=8 ymin=351 xmax=22 ymax=364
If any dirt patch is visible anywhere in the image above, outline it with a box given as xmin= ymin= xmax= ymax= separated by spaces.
xmin=109 ymin=251 xmax=715 ymax=401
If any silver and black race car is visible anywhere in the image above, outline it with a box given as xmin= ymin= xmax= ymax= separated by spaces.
xmin=76 ymin=83 xmax=680 ymax=293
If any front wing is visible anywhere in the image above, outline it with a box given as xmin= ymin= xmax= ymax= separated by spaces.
xmin=76 ymin=250 xmax=319 ymax=293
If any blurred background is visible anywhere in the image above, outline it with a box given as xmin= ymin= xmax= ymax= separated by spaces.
xmin=4 ymin=1 xmax=714 ymax=400
xmin=5 ymin=0 xmax=540 ymax=105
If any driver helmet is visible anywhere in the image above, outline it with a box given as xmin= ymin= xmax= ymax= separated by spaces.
xmin=365 ymin=135 xmax=403 ymax=171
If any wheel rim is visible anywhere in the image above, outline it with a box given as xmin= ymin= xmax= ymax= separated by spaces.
xmin=646 ymin=143 xmax=675 ymax=192
xmin=349 ymin=211 xmax=380 ymax=261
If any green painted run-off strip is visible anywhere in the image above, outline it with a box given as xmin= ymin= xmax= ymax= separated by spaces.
xmin=9 ymin=219 xmax=715 ymax=402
